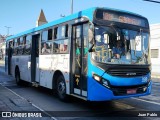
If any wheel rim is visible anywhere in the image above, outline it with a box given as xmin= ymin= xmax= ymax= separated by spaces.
xmin=58 ymin=81 xmax=65 ymax=94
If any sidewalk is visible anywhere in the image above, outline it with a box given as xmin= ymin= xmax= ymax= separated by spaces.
xmin=0 ymin=72 xmax=52 ymax=120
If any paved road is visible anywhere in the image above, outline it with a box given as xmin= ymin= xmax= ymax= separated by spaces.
xmin=0 ymin=66 xmax=160 ymax=120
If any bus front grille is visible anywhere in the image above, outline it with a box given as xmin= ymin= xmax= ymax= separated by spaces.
xmin=106 ymin=67 xmax=150 ymax=77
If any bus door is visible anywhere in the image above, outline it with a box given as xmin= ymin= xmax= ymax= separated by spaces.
xmin=31 ymin=34 xmax=40 ymax=83
xmin=71 ymin=23 xmax=88 ymax=97
xmin=8 ymin=41 xmax=13 ymax=75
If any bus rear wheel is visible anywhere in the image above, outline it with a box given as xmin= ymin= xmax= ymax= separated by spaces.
xmin=56 ymin=75 xmax=68 ymax=101
xmin=15 ymin=69 xmax=21 ymax=85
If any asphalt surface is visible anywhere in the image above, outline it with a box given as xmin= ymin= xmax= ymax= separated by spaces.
xmin=0 ymin=64 xmax=160 ymax=120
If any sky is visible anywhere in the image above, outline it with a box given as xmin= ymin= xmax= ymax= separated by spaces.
xmin=0 ymin=0 xmax=160 ymax=35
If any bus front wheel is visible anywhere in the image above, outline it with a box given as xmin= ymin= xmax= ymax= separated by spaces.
xmin=56 ymin=75 xmax=68 ymax=101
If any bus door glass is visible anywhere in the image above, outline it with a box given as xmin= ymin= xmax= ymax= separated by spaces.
xmin=31 ymin=34 xmax=40 ymax=83
xmin=72 ymin=23 xmax=88 ymax=97
xmin=8 ymin=40 xmax=13 ymax=75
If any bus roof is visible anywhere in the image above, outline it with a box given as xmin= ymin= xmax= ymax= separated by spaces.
xmin=6 ymin=7 xmax=145 ymax=41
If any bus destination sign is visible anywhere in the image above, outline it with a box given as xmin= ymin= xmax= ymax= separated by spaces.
xmin=103 ymin=12 xmax=141 ymax=26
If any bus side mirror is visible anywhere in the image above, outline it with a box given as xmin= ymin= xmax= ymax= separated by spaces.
xmin=89 ymin=27 xmax=94 ymax=44
xmin=88 ymin=24 xmax=95 ymax=52
xmin=88 ymin=44 xmax=95 ymax=52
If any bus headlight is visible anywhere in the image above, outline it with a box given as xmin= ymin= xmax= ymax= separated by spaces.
xmin=92 ymin=73 xmax=110 ymax=88
xmin=92 ymin=74 xmax=101 ymax=82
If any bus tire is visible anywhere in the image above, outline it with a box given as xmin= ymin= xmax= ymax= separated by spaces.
xmin=56 ymin=75 xmax=68 ymax=101
xmin=15 ymin=69 xmax=21 ymax=85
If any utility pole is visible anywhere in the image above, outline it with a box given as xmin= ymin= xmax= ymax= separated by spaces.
xmin=4 ymin=26 xmax=11 ymax=36
xmin=71 ymin=0 xmax=73 ymax=14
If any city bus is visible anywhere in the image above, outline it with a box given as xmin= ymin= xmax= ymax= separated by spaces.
xmin=5 ymin=7 xmax=152 ymax=101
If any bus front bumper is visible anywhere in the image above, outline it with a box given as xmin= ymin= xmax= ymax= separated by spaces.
xmin=87 ymin=78 xmax=152 ymax=101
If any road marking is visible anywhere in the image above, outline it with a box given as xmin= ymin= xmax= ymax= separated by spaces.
xmin=0 ymin=83 xmax=57 ymax=120
xmin=114 ymin=101 xmax=134 ymax=110
xmin=132 ymin=97 xmax=160 ymax=106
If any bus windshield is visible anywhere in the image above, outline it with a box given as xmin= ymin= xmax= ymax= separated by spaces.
xmin=92 ymin=26 xmax=150 ymax=65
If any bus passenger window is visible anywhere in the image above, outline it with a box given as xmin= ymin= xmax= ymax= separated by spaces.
xmin=17 ymin=38 xmax=20 ymax=55
xmin=17 ymin=38 xmax=20 ymax=45
xmin=20 ymin=37 xmax=23 ymax=45
xmin=54 ymin=27 xmax=58 ymax=39
xmin=25 ymin=35 xmax=31 ymax=55
xmin=53 ymin=39 xmax=68 ymax=53
xmin=63 ymin=39 xmax=68 ymax=52
xmin=59 ymin=39 xmax=68 ymax=53
xmin=42 ymin=31 xmax=48 ymax=41
xmin=23 ymin=36 xmax=26 ymax=45
xmin=53 ymin=41 xmax=59 ymax=53
xmin=65 ymin=24 xmax=68 ymax=37
xmin=18 ymin=37 xmax=23 ymax=55
xmin=13 ymin=39 xmax=17 ymax=55
xmin=57 ymin=25 xmax=68 ymax=39
xmin=22 ymin=36 xmax=27 ymax=55
xmin=59 ymin=44 xmax=64 ymax=52
xmin=48 ymin=29 xmax=53 ymax=40
xmin=41 ymin=42 xmax=51 ymax=55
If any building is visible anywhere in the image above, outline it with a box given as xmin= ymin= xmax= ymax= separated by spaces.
xmin=36 ymin=9 xmax=48 ymax=27
xmin=150 ymin=23 xmax=160 ymax=74
xmin=0 ymin=35 xmax=6 ymax=60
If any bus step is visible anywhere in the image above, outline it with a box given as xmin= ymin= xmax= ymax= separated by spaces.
xmin=70 ymin=94 xmax=87 ymax=101
xmin=32 ymin=82 xmax=39 ymax=87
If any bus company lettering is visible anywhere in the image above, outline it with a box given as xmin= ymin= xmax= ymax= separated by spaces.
xmin=11 ymin=112 xmax=42 ymax=118
xmin=28 ymin=113 xmax=42 ymax=117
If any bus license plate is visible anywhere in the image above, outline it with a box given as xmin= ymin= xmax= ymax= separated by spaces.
xmin=127 ymin=89 xmax=137 ymax=94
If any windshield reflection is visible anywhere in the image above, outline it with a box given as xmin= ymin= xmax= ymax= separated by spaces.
xmin=92 ymin=26 xmax=150 ymax=65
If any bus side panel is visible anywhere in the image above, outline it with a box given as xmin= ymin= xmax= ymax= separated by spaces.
xmin=55 ymin=54 xmax=70 ymax=94
xmin=39 ymin=55 xmax=54 ymax=88
xmin=39 ymin=54 xmax=70 ymax=94
xmin=12 ymin=56 xmax=31 ymax=82
xmin=11 ymin=56 xmax=16 ymax=77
